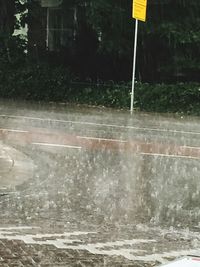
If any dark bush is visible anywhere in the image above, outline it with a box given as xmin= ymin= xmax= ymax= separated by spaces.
xmin=0 ymin=63 xmax=71 ymax=101
xmin=0 ymin=61 xmax=200 ymax=115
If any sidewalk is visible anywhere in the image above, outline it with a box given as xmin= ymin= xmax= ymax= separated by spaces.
xmin=0 ymin=142 xmax=35 ymax=190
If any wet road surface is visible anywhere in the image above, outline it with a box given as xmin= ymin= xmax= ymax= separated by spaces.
xmin=0 ymin=100 xmax=200 ymax=266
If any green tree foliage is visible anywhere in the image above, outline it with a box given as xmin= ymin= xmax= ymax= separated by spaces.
xmin=0 ymin=0 xmax=15 ymax=35
xmin=59 ymin=0 xmax=133 ymax=80
xmin=86 ymin=0 xmax=132 ymax=56
xmin=0 ymin=0 xmax=27 ymax=65
xmin=85 ymin=0 xmax=133 ymax=80
xmin=139 ymin=0 xmax=200 ymax=82
xmin=1 ymin=0 xmax=200 ymax=83
xmin=82 ymin=0 xmax=200 ymax=82
xmin=0 ymin=0 xmax=15 ymax=62
xmin=60 ymin=0 xmax=200 ymax=82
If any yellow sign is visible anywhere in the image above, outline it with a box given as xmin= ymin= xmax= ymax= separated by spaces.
xmin=132 ymin=0 xmax=147 ymax=22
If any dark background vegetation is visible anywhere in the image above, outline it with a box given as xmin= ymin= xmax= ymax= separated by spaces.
xmin=0 ymin=0 xmax=200 ymax=114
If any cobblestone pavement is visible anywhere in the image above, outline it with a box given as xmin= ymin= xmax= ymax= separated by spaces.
xmin=0 ymin=224 xmax=200 ymax=267
xmin=0 ymin=102 xmax=200 ymax=266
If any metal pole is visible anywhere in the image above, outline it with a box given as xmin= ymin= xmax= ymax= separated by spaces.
xmin=46 ymin=7 xmax=50 ymax=49
xmin=130 ymin=19 xmax=138 ymax=114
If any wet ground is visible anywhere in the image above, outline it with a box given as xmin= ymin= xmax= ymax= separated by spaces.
xmin=0 ymin=100 xmax=200 ymax=267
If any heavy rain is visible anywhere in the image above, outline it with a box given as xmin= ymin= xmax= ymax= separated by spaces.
xmin=1 ymin=1 xmax=200 ymax=267
xmin=0 ymin=100 xmax=200 ymax=266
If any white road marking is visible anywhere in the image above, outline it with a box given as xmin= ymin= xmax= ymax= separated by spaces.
xmin=0 ymin=226 xmax=39 ymax=231
xmin=1 ymin=114 xmax=200 ymax=136
xmin=0 ymin=127 xmax=199 ymax=158
xmin=0 ymin=126 xmax=199 ymax=159
xmin=140 ymin=152 xmax=199 ymax=160
xmin=180 ymin=145 xmax=200 ymax=150
xmin=1 ymin=227 xmax=200 ymax=264
xmin=32 ymin=142 xmax=82 ymax=149
xmin=135 ymin=249 xmax=200 ymax=264
xmin=0 ymin=128 xmax=28 ymax=133
xmin=77 ymin=136 xmax=127 ymax=143
xmin=0 ymin=227 xmax=155 ymax=261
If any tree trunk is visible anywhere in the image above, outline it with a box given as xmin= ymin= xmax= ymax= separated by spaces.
xmin=0 ymin=0 xmax=15 ymax=35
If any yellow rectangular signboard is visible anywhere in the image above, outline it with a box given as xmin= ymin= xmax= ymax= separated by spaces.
xmin=132 ymin=0 xmax=147 ymax=22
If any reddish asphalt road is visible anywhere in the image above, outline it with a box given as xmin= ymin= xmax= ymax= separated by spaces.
xmin=1 ymin=126 xmax=200 ymax=159
xmin=0 ymin=101 xmax=200 ymax=267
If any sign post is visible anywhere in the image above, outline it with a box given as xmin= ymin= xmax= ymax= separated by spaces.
xmin=130 ymin=19 xmax=138 ymax=114
xmin=131 ymin=0 xmax=147 ymax=114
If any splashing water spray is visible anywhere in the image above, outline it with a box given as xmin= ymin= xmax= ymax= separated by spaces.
xmin=159 ymin=256 xmax=200 ymax=267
